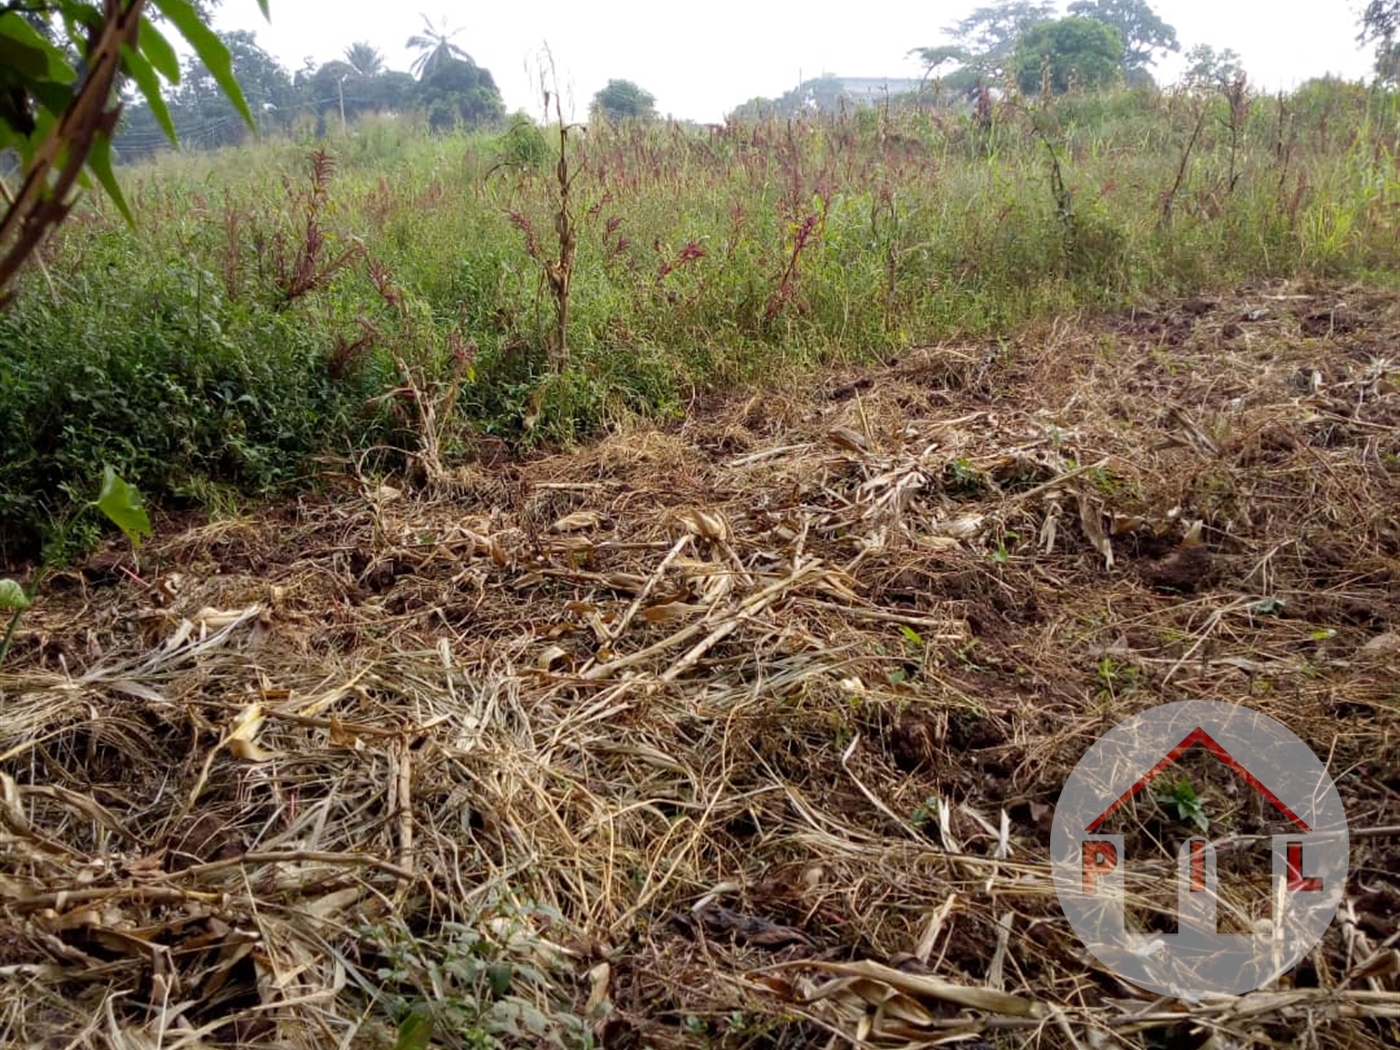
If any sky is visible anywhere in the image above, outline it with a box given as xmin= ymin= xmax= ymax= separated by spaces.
xmin=211 ymin=2 xmax=1380 ymax=124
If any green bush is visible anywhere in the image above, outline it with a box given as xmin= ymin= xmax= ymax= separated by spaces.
xmin=0 ymin=253 xmax=395 ymax=559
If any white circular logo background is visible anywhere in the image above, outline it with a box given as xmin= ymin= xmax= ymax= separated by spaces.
xmin=1051 ymin=700 xmax=1348 ymax=999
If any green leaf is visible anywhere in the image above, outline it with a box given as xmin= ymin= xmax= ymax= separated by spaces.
xmin=85 ymin=132 xmax=134 ymax=226
xmin=256 ymin=0 xmax=271 ymax=19
xmin=0 ymin=13 xmax=77 ymax=123
xmin=0 ymin=34 xmax=58 ymax=81
xmin=0 ymin=13 xmax=77 ymax=84
xmin=0 ymin=579 xmax=32 ymax=612
xmin=486 ymin=961 xmax=513 ymax=998
xmin=96 ymin=467 xmax=152 ymax=547
xmin=120 ymin=44 xmax=176 ymax=143
xmin=14 ymin=106 xmax=59 ymax=166
xmin=137 ymin=20 xmax=181 ymax=83
xmin=392 ymin=1006 xmax=433 ymax=1050
xmin=1169 ymin=780 xmax=1198 ymax=805
xmin=152 ymin=0 xmax=255 ymax=129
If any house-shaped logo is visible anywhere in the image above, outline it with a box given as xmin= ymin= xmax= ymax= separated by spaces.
xmin=1052 ymin=701 xmax=1348 ymax=1000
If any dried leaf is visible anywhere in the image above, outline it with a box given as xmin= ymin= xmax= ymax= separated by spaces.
xmin=1110 ymin=513 xmax=1148 ymax=536
xmin=194 ymin=605 xmax=262 ymax=629
xmin=793 ymin=958 xmax=1043 ymax=1018
xmin=827 ymin=426 xmax=870 ymax=453
xmin=585 ymin=961 xmax=612 ymax=1016
xmin=551 ymin=510 xmax=606 ymax=533
xmin=641 ymin=602 xmax=705 ymax=624
xmin=328 ymin=716 xmax=365 ymax=751
xmin=1349 ymin=950 xmax=1400 ymax=981
xmin=748 ymin=973 xmax=797 ymax=998
xmin=538 ymin=645 xmax=571 ymax=671
xmin=694 ymin=904 xmax=810 ymax=949
xmin=226 ymin=703 xmax=276 ymax=762
xmin=1076 ymin=492 xmax=1114 ymax=570
xmin=1360 ymin=633 xmax=1400 ymax=656
xmin=674 ymin=508 xmax=732 ymax=542
xmin=302 ymin=886 xmax=364 ymax=920
xmin=917 ymin=535 xmax=962 ymax=552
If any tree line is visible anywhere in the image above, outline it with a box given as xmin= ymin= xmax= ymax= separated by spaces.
xmin=112 ymin=14 xmax=507 ymax=159
xmin=731 ymin=0 xmax=1398 ymax=120
xmin=9 ymin=0 xmax=1397 ymax=171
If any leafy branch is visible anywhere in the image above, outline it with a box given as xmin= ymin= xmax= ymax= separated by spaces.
xmin=0 ymin=0 xmax=268 ymax=306
xmin=0 ymin=3 xmax=262 ymax=666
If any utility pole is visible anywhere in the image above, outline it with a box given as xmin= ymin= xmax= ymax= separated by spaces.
xmin=337 ymin=74 xmax=347 ymax=134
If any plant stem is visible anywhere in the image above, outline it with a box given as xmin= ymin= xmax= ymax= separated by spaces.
xmin=0 ymin=609 xmax=23 ymax=667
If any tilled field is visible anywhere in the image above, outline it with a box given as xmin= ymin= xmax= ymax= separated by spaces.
xmin=1 ymin=279 xmax=1398 ymax=1050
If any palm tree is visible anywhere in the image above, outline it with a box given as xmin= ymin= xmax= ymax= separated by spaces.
xmin=343 ymin=42 xmax=385 ymax=78
xmin=406 ymin=13 xmax=474 ymax=79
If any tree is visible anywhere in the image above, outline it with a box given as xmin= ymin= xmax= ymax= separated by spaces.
xmin=115 ymin=29 xmax=290 ymax=158
xmin=1182 ymin=44 xmax=1245 ymax=90
xmin=942 ymin=1 xmax=1058 ymax=79
xmin=343 ymin=41 xmax=385 ymax=79
xmin=303 ymin=58 xmax=357 ymax=132
xmin=1013 ymin=16 xmax=1124 ymax=95
xmin=276 ymin=55 xmax=420 ymax=136
xmin=723 ymin=75 xmax=852 ymax=120
xmin=1359 ymin=2 xmax=1399 ymax=46
xmin=1067 ymin=0 xmax=1178 ymax=72
xmin=365 ymin=70 xmax=418 ymax=113
xmin=727 ymin=96 xmax=773 ymax=122
xmin=910 ymin=44 xmax=969 ymax=81
xmin=590 ymin=79 xmax=657 ymax=122
xmin=406 ymin=13 xmax=473 ymax=79
xmin=1377 ymin=39 xmax=1400 ymax=84
xmin=907 ymin=44 xmax=978 ymax=97
xmin=1358 ymin=1 xmax=1399 ymax=78
xmin=175 ymin=30 xmax=292 ymax=145
xmin=417 ymin=56 xmax=503 ymax=131
xmin=0 ymin=0 xmax=263 ymax=305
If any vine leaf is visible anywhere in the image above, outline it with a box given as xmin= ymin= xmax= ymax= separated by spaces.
xmin=97 ymin=466 xmax=152 ymax=547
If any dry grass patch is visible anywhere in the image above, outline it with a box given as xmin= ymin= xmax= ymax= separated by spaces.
xmin=1 ymin=280 xmax=1398 ymax=1050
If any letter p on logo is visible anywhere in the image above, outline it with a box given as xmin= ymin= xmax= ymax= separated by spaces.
xmin=1082 ymin=840 xmax=1118 ymax=894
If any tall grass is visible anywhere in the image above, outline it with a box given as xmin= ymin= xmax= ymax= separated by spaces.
xmin=2 ymin=78 xmax=1398 ymax=561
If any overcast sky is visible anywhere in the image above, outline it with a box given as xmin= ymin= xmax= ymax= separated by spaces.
xmin=212 ymin=2 xmax=1378 ymax=123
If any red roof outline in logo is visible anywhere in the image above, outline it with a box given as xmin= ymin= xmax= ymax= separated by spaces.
xmin=1084 ymin=725 xmax=1312 ymax=833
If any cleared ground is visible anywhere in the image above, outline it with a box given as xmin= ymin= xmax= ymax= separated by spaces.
xmin=1 ymin=279 xmax=1397 ymax=1049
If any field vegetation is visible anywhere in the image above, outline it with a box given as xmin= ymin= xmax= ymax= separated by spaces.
xmin=3 ymin=76 xmax=1400 ymax=562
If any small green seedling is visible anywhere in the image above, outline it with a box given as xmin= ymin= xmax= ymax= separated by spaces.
xmin=1157 ymin=778 xmax=1209 ymax=834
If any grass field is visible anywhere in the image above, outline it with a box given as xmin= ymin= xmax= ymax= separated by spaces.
xmin=2 ymin=79 xmax=1399 ymax=561
xmin=1 ymin=79 xmax=1399 ymax=1050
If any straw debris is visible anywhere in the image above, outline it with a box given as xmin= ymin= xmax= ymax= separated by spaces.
xmin=1 ymin=281 xmax=1398 ymax=1049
